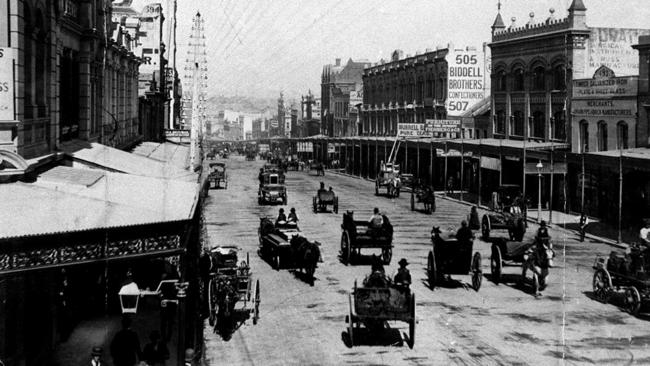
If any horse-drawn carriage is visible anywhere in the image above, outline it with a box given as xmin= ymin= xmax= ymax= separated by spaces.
xmin=345 ymin=279 xmax=415 ymax=348
xmin=593 ymin=245 xmax=650 ymax=315
xmin=206 ymin=246 xmax=260 ymax=328
xmin=258 ymin=219 xmax=321 ymax=285
xmin=375 ymin=163 xmax=401 ymax=198
xmin=482 ymin=185 xmax=526 ymax=241
xmin=208 ymin=162 xmax=228 ymax=189
xmin=313 ymin=189 xmax=338 ymax=214
xmin=427 ymin=226 xmax=482 ymax=291
xmin=340 ymin=211 xmax=393 ymax=265
xmin=491 ymin=237 xmax=555 ymax=295
xmin=206 ymin=148 xmax=217 ymax=160
xmin=308 ymin=160 xmax=325 ymax=176
xmin=245 ymin=151 xmax=256 ymax=161
xmin=410 ymin=181 xmax=435 ymax=214
xmin=258 ymin=171 xmax=287 ymax=205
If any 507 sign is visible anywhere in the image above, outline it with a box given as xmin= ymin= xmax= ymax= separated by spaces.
xmin=447 ymin=101 xmax=468 ymax=112
xmin=446 ymin=49 xmax=485 ymax=117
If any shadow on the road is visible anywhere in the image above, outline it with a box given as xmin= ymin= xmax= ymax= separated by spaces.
xmin=341 ymin=326 xmax=406 ymax=348
xmin=421 ymin=276 xmax=468 ymax=291
xmin=412 ymin=207 xmax=433 ymax=215
xmin=291 ymin=269 xmax=316 ymax=286
xmin=212 ymin=311 xmax=251 ymax=341
xmin=339 ymin=252 xmax=390 ymax=266
xmin=583 ymin=291 xmax=650 ymax=321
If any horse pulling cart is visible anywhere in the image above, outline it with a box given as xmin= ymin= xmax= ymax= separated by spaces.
xmin=340 ymin=211 xmax=393 ymax=265
xmin=258 ymin=219 xmax=321 ymax=285
xmin=345 ymin=280 xmax=415 ymax=349
xmin=207 ymin=246 xmax=260 ymax=328
xmin=375 ymin=163 xmax=401 ymax=198
xmin=313 ymin=190 xmax=338 ymax=214
xmin=410 ymin=182 xmax=435 ymax=214
xmin=491 ymin=237 xmax=555 ymax=295
xmin=308 ymin=161 xmax=325 ymax=176
xmin=427 ymin=227 xmax=482 ymax=291
xmin=208 ymin=162 xmax=228 ymax=189
xmin=593 ymin=246 xmax=650 ymax=315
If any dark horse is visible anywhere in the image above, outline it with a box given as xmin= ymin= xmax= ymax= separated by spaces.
xmin=290 ymin=235 xmax=321 ymax=286
xmin=521 ymin=237 xmax=555 ymax=296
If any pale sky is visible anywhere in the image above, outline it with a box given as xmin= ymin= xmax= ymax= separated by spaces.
xmin=132 ymin=0 xmax=650 ymax=100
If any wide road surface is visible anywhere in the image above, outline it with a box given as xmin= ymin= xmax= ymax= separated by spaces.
xmin=202 ymin=155 xmax=650 ymax=366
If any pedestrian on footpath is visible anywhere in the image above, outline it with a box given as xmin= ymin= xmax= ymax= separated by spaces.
xmin=142 ymin=330 xmax=169 ymax=366
xmin=110 ymin=315 xmax=142 ymax=366
xmin=90 ymin=346 xmax=103 ymax=366
xmin=184 ymin=348 xmax=196 ymax=366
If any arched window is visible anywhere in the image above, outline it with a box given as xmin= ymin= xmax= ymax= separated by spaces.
xmin=532 ymin=110 xmax=545 ymax=138
xmin=532 ymin=66 xmax=545 ymax=90
xmin=513 ymin=110 xmax=524 ymax=136
xmin=496 ymin=70 xmax=506 ymax=91
xmin=495 ymin=110 xmax=506 ymax=134
xmin=617 ymin=121 xmax=629 ymax=149
xmin=580 ymin=120 xmax=589 ymax=153
xmin=553 ymin=65 xmax=566 ymax=90
xmin=552 ymin=110 xmax=566 ymax=140
xmin=598 ymin=121 xmax=608 ymax=151
xmin=513 ymin=68 xmax=525 ymax=91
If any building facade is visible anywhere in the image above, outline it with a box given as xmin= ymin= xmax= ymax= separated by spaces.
xmin=321 ymin=58 xmax=370 ymax=137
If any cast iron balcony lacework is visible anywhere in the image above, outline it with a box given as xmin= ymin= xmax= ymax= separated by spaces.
xmin=0 ymin=234 xmax=181 ymax=274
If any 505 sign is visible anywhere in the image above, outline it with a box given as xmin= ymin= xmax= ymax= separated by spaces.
xmin=455 ymin=54 xmax=478 ymax=65
xmin=0 ymin=47 xmax=15 ymax=120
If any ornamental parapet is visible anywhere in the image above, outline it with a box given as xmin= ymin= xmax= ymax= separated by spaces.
xmin=492 ymin=17 xmax=570 ymax=42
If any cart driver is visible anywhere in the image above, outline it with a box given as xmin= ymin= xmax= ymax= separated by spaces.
xmin=363 ymin=255 xmax=390 ymax=287
xmin=258 ymin=168 xmax=264 ymax=186
xmin=455 ymin=220 xmax=474 ymax=245
xmin=393 ymin=258 xmax=412 ymax=288
xmin=317 ymin=182 xmax=327 ymax=195
xmin=640 ymin=220 xmax=650 ymax=248
xmin=288 ymin=207 xmax=299 ymax=223
xmin=535 ymin=220 xmax=550 ymax=244
xmin=368 ymin=207 xmax=384 ymax=228
xmin=275 ymin=208 xmax=287 ymax=226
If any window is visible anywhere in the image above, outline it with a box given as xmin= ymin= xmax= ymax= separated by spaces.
xmin=532 ymin=66 xmax=545 ymax=90
xmin=532 ymin=109 xmax=545 ymax=138
xmin=24 ymin=3 xmax=33 ymax=118
xmin=512 ymin=110 xmax=524 ymax=136
xmin=580 ymin=120 xmax=589 ymax=153
xmin=597 ymin=121 xmax=608 ymax=151
xmin=552 ymin=110 xmax=566 ymax=140
xmin=553 ymin=65 xmax=566 ymax=90
xmin=496 ymin=71 xmax=506 ymax=91
xmin=617 ymin=121 xmax=628 ymax=149
xmin=513 ymin=68 xmax=525 ymax=91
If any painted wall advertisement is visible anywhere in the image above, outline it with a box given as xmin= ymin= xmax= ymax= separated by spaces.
xmin=571 ymin=99 xmax=636 ymax=118
xmin=588 ymin=27 xmax=650 ymax=77
xmin=427 ymin=119 xmax=461 ymax=134
xmin=0 ymin=47 xmax=15 ymax=121
xmin=446 ymin=48 xmax=487 ymax=117
xmin=573 ymin=75 xmax=638 ymax=98
xmin=397 ymin=123 xmax=431 ymax=137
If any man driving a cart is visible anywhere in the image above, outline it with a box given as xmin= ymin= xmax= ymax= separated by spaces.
xmin=393 ymin=258 xmax=411 ymax=288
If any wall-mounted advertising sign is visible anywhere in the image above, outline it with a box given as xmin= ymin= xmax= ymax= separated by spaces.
xmin=588 ymin=27 xmax=650 ymax=77
xmin=427 ymin=119 xmax=461 ymax=134
xmin=573 ymin=75 xmax=638 ymax=98
xmin=0 ymin=47 xmax=15 ymax=121
xmin=397 ymin=123 xmax=432 ymax=137
xmin=446 ymin=48 xmax=486 ymax=116
xmin=164 ymin=129 xmax=190 ymax=138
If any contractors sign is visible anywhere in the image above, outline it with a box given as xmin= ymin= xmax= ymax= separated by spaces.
xmin=446 ymin=48 xmax=486 ymax=116
xmin=427 ymin=119 xmax=461 ymax=134
xmin=0 ymin=47 xmax=15 ymax=120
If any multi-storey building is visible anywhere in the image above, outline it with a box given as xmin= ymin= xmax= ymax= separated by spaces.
xmin=321 ymin=58 xmax=371 ymax=137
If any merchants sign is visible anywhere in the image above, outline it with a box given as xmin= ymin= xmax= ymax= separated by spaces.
xmin=446 ymin=48 xmax=486 ymax=117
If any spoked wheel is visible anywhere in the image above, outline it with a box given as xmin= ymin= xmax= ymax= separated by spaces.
xmin=341 ymin=232 xmax=351 ymax=265
xmin=471 ymin=252 xmax=482 ymax=292
xmin=253 ymin=279 xmax=260 ymax=325
xmin=592 ymin=268 xmax=613 ymax=303
xmin=410 ymin=192 xmax=415 ymax=211
xmin=490 ymin=245 xmax=503 ymax=285
xmin=624 ymin=286 xmax=641 ymax=315
xmin=381 ymin=247 xmax=392 ymax=264
xmin=427 ymin=251 xmax=437 ymax=289
xmin=482 ymin=216 xmax=490 ymax=240
xmin=408 ymin=293 xmax=416 ymax=349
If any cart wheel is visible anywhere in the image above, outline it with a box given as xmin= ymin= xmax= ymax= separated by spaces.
xmin=273 ymin=253 xmax=281 ymax=270
xmin=410 ymin=192 xmax=415 ymax=211
xmin=375 ymin=182 xmax=379 ymax=195
xmin=208 ymin=279 xmax=216 ymax=326
xmin=624 ymin=286 xmax=641 ymax=315
xmin=253 ymin=279 xmax=260 ymax=325
xmin=427 ymin=251 xmax=437 ymax=289
xmin=382 ymin=247 xmax=392 ymax=264
xmin=313 ymin=197 xmax=317 ymax=213
xmin=593 ymin=268 xmax=613 ymax=303
xmin=482 ymin=216 xmax=490 ymax=240
xmin=408 ymin=293 xmax=415 ymax=349
xmin=490 ymin=245 xmax=503 ymax=285
xmin=471 ymin=252 xmax=482 ymax=292
xmin=341 ymin=231 xmax=351 ymax=265
xmin=348 ymin=293 xmax=354 ymax=347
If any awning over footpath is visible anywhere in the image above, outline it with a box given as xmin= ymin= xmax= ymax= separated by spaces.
xmin=0 ymin=166 xmax=199 ymax=240
xmin=61 ymin=141 xmax=197 ymax=182
xmin=572 ymin=148 xmax=650 ymax=170
xmin=131 ymin=141 xmax=191 ymax=172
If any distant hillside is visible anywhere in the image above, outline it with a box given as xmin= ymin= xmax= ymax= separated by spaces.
xmin=206 ymin=95 xmax=277 ymax=114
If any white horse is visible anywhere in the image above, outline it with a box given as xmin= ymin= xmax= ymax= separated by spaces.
xmin=521 ymin=238 xmax=555 ymax=296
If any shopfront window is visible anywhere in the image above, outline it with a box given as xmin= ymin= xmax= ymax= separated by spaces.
xmin=617 ymin=121 xmax=629 ymax=149
xmin=598 ymin=121 xmax=608 ymax=151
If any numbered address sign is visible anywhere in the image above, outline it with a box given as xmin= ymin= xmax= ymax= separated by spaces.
xmin=446 ymin=48 xmax=486 ymax=117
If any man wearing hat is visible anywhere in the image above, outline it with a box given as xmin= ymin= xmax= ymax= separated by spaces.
xmin=394 ymin=258 xmax=411 ymax=288
xmin=90 ymin=346 xmax=103 ymax=366
xmin=275 ymin=208 xmax=287 ymax=226
xmin=535 ymin=220 xmax=550 ymax=243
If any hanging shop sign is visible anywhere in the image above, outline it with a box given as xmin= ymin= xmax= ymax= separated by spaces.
xmin=164 ymin=129 xmax=190 ymax=138
xmin=259 ymin=143 xmax=270 ymax=153
xmin=427 ymin=119 xmax=461 ymax=134
xmin=327 ymin=143 xmax=336 ymax=153
xmin=480 ymin=156 xmax=501 ymax=171
xmin=446 ymin=48 xmax=486 ymax=116
xmin=0 ymin=47 xmax=15 ymax=121
xmin=397 ymin=123 xmax=432 ymax=137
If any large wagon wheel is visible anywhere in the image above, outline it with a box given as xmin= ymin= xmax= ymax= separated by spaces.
xmin=253 ymin=279 xmax=260 ymax=325
xmin=427 ymin=251 xmax=437 ymax=289
xmin=208 ymin=279 xmax=217 ymax=326
xmin=381 ymin=247 xmax=392 ymax=265
xmin=471 ymin=252 xmax=482 ymax=292
xmin=624 ymin=286 xmax=641 ymax=315
xmin=312 ymin=196 xmax=318 ymax=213
xmin=333 ymin=196 xmax=339 ymax=214
xmin=273 ymin=251 xmax=281 ymax=270
xmin=347 ymin=293 xmax=355 ymax=347
xmin=490 ymin=245 xmax=503 ymax=285
xmin=482 ymin=216 xmax=491 ymax=240
xmin=341 ymin=231 xmax=351 ymax=264
xmin=408 ymin=292 xmax=416 ymax=349
xmin=410 ymin=191 xmax=415 ymax=211
xmin=592 ymin=268 xmax=613 ymax=303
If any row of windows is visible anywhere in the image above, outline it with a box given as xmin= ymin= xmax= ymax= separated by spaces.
xmin=494 ymin=110 xmax=567 ymax=140
xmin=494 ymin=65 xmax=566 ymax=92
xmin=364 ymin=77 xmax=446 ymax=106
xmin=579 ymin=121 xmax=629 ymax=152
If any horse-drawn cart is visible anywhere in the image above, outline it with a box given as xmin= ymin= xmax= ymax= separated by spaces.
xmin=593 ymin=247 xmax=650 ymax=315
xmin=427 ymin=227 xmax=482 ymax=291
xmin=491 ymin=237 xmax=555 ymax=295
xmin=346 ymin=280 xmax=415 ymax=349
xmin=258 ymin=219 xmax=321 ymax=285
xmin=308 ymin=161 xmax=324 ymax=176
xmin=481 ymin=185 xmax=526 ymax=241
xmin=207 ymin=246 xmax=260 ymax=328
xmin=208 ymin=162 xmax=228 ymax=189
xmin=340 ymin=211 xmax=393 ymax=265
xmin=375 ymin=163 xmax=401 ymax=198
xmin=313 ymin=190 xmax=338 ymax=213
xmin=410 ymin=182 xmax=435 ymax=214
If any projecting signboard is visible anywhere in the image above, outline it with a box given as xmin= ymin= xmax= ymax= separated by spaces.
xmin=297 ymin=142 xmax=313 ymax=152
xmin=165 ymin=129 xmax=190 ymax=138
xmin=427 ymin=119 xmax=461 ymax=134
xmin=397 ymin=123 xmax=432 ymax=137
xmin=0 ymin=47 xmax=15 ymax=121
xmin=446 ymin=48 xmax=486 ymax=116
xmin=259 ymin=144 xmax=270 ymax=153
xmin=327 ymin=143 xmax=335 ymax=153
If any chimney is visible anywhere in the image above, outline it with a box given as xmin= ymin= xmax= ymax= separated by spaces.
xmin=335 ymin=58 xmax=341 ymax=66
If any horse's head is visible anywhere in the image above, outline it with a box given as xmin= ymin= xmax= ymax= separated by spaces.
xmin=431 ymin=226 xmax=441 ymax=236
xmin=535 ymin=240 xmax=555 ymax=268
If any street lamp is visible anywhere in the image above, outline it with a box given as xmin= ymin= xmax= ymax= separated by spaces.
xmin=536 ymin=160 xmax=543 ymax=223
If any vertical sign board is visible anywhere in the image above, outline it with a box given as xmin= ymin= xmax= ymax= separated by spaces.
xmin=0 ymin=48 xmax=15 ymax=120
xmin=446 ymin=48 xmax=486 ymax=117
